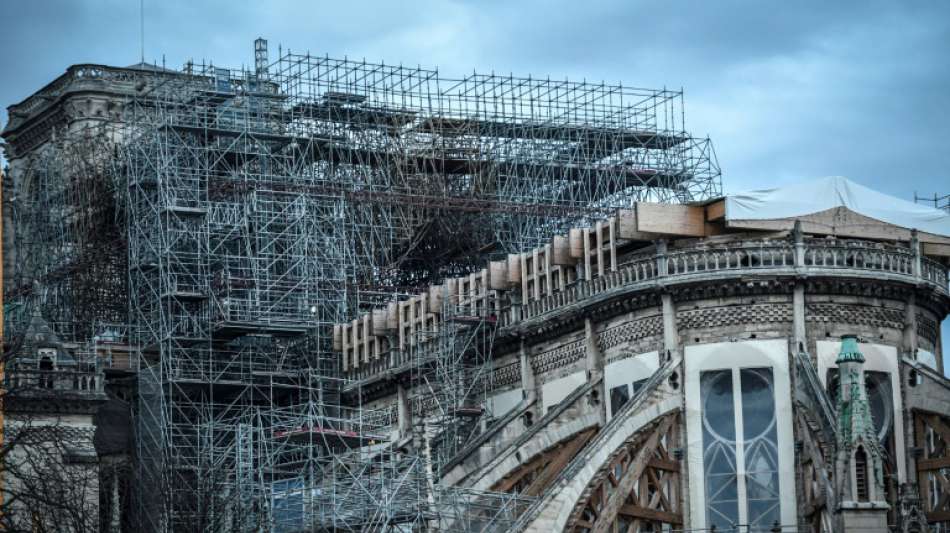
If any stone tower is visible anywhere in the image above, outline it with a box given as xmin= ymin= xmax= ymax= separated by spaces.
xmin=834 ymin=334 xmax=889 ymax=532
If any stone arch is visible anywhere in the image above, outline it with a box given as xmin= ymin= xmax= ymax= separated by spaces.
xmin=490 ymin=428 xmax=597 ymax=497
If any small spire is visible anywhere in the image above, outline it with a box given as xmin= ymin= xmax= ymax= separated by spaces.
xmin=835 ymin=334 xmax=865 ymax=364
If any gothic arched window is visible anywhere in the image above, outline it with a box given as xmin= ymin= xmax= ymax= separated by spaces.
xmin=700 ymin=367 xmax=780 ymax=530
xmin=686 ymin=339 xmax=796 ymax=532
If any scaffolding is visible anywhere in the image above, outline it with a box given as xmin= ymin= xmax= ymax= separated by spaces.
xmin=3 ymin=120 xmax=127 ymax=354
xmin=4 ymin=39 xmax=720 ymax=531
xmin=409 ymin=278 xmax=501 ymax=476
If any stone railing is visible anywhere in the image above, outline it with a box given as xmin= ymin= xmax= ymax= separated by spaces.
xmin=923 ymin=256 xmax=947 ymax=286
xmin=4 ymin=369 xmax=104 ymax=396
xmin=343 ymin=236 xmax=948 ymax=383
xmin=515 ymin=237 xmax=948 ymax=323
xmin=509 ymin=255 xmax=658 ymax=326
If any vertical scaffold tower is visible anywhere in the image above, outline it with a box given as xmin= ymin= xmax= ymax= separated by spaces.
xmin=410 ymin=279 xmax=500 ymax=476
xmin=125 ymin=61 xmax=349 ymax=529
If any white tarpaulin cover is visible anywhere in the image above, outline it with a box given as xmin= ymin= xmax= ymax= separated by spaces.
xmin=725 ymin=176 xmax=950 ymax=237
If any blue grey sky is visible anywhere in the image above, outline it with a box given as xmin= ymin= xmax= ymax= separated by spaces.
xmin=1 ymin=1 xmax=948 ymax=198
xmin=1 ymin=1 xmax=948 ymax=351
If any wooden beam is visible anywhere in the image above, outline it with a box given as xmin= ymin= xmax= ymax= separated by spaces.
xmin=616 ymin=208 xmax=664 ymax=241
xmin=494 ymin=429 xmax=596 ymax=495
xmin=928 ymin=510 xmax=950 ymax=522
xmin=918 ymin=456 xmax=950 ymax=471
xmin=923 ymin=242 xmax=950 ymax=258
xmin=916 ymin=416 xmax=932 ymax=512
xmin=590 ymin=415 xmax=676 ymax=533
xmin=705 ymin=199 xmax=726 ymax=222
xmin=647 ymin=457 xmax=679 ymax=472
xmin=635 ymin=203 xmax=705 ymax=237
xmin=618 ymin=503 xmax=683 ymax=525
xmin=522 ymin=429 xmax=596 ymax=497
xmin=928 ymin=414 xmax=950 ymax=444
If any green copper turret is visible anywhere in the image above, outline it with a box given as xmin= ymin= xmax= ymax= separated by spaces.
xmin=835 ymin=334 xmax=866 ymax=365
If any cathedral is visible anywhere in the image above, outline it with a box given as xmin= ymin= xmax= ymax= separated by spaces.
xmin=0 ymin=45 xmax=948 ymax=532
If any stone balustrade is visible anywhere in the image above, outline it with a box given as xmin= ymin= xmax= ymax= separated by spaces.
xmin=517 ymin=237 xmax=946 ymax=323
xmin=340 ymin=235 xmax=948 ymax=382
xmin=5 ymin=369 xmax=104 ymax=396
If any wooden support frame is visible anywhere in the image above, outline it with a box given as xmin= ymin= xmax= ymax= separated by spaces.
xmin=491 ymin=428 xmax=597 ymax=498
xmin=796 ymin=412 xmax=835 ymax=533
xmin=915 ymin=411 xmax=950 ymax=523
xmin=565 ymin=412 xmax=682 ymax=533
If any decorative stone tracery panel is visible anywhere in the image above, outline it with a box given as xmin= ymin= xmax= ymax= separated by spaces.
xmin=532 ymin=339 xmax=585 ymax=375
xmin=597 ymin=316 xmax=663 ymax=352
xmin=678 ymin=302 xmax=792 ymax=330
xmin=492 ymin=361 xmax=522 ymax=389
xmin=805 ymin=303 xmax=904 ymax=330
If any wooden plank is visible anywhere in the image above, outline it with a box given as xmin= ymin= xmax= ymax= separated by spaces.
xmin=635 ymin=202 xmax=705 ymax=237
xmin=618 ymin=503 xmax=683 ymax=525
xmin=916 ymin=416 xmax=931 ymax=510
xmin=428 ymin=284 xmax=444 ymax=314
xmin=647 ymin=457 xmax=679 ymax=472
xmin=918 ymin=456 xmax=950 ymax=471
xmin=386 ymin=301 xmax=398 ymax=331
xmin=507 ymin=253 xmax=522 ymax=284
xmin=523 ymin=429 xmax=596 ymax=497
xmin=928 ymin=414 xmax=950 ymax=444
xmin=493 ymin=451 xmax=548 ymax=493
xmin=923 ymin=242 xmax=950 ymax=258
xmin=927 ymin=510 xmax=950 ymax=522
xmin=332 ymin=324 xmax=343 ymax=351
xmin=371 ymin=308 xmax=390 ymax=336
xmin=569 ymin=228 xmax=586 ymax=258
xmin=705 ymin=199 xmax=726 ymax=221
xmin=616 ymin=208 xmax=663 ymax=241
xmin=489 ymin=260 xmax=509 ymax=290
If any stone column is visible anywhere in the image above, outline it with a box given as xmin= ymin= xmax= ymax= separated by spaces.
xmin=520 ymin=339 xmax=538 ymax=427
xmin=661 ymin=293 xmax=678 ymax=357
xmin=585 ymin=318 xmax=606 ymax=425
xmin=520 ymin=339 xmax=536 ymax=403
xmin=792 ymin=220 xmax=808 ymax=353
xmin=397 ymin=382 xmax=411 ymax=439
xmin=793 ymin=284 xmax=807 ymax=352
xmin=911 ymin=229 xmax=922 ymax=280
xmin=902 ymin=293 xmax=919 ymax=359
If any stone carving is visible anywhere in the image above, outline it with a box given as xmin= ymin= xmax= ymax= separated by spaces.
xmin=898 ymin=482 xmax=928 ymax=533
xmin=531 ymin=339 xmax=585 ymax=375
xmin=597 ymin=316 xmax=663 ymax=352
xmin=492 ymin=361 xmax=522 ymax=389
xmin=677 ymin=302 xmax=792 ymax=330
xmin=807 ymin=303 xmax=904 ymax=330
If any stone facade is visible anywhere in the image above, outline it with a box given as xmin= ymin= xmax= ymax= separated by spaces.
xmin=338 ymin=218 xmax=949 ymax=533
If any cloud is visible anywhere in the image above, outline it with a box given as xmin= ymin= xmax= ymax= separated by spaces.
xmin=1 ymin=0 xmax=948 ymax=201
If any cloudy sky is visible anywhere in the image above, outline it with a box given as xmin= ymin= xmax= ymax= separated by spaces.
xmin=2 ymin=0 xmax=949 ymax=198
xmin=1 ymin=1 xmax=949 ymax=354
